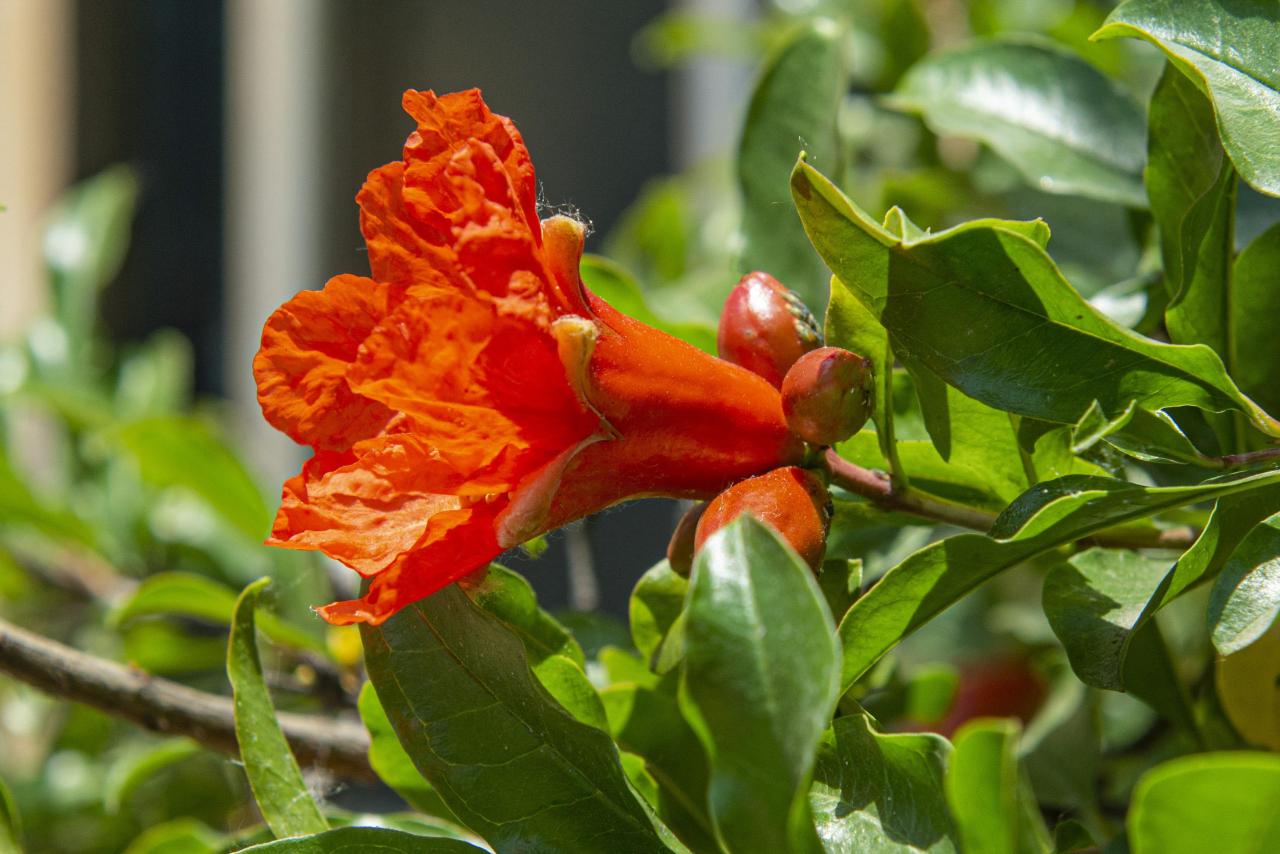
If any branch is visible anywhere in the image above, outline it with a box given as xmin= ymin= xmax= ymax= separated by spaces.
xmin=822 ymin=448 xmax=1197 ymax=551
xmin=0 ymin=616 xmax=375 ymax=782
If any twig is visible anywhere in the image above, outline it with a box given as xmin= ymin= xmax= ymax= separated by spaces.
xmin=822 ymin=449 xmax=1197 ymax=551
xmin=0 ymin=616 xmax=375 ymax=782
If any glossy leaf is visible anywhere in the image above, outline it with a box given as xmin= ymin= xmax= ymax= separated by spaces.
xmin=228 ymin=578 xmax=327 ymax=839
xmin=1230 ymin=224 xmax=1280 ymax=418
xmin=580 ymin=256 xmax=716 ymax=354
xmin=1069 ymin=400 xmax=1210 ymax=466
xmin=357 ymin=683 xmax=456 ymax=820
xmin=888 ymin=38 xmax=1146 ymax=206
xmin=1095 ymin=0 xmax=1280 ymax=197
xmin=1208 ymin=514 xmax=1280 ymax=655
xmin=233 ymin=826 xmax=483 ymax=853
xmin=112 ymin=572 xmax=324 ymax=653
xmin=361 ymin=585 xmax=667 ymax=853
xmin=1128 ymin=753 xmax=1280 ymax=853
xmin=1145 ymin=63 xmax=1236 ymax=361
xmin=680 ymin=517 xmax=841 ymax=854
xmin=790 ymin=158 xmax=1280 ymax=438
xmin=837 ymin=466 xmax=1280 ymax=691
xmin=738 ymin=17 xmax=847 ymax=306
xmin=629 ymin=560 xmax=689 ymax=667
xmin=945 ymin=720 xmax=1050 ymax=854
xmin=809 ymin=713 xmax=956 ymax=853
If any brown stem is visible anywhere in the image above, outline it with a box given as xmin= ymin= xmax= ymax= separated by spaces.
xmin=822 ymin=449 xmax=1196 ymax=551
xmin=0 ymin=616 xmax=374 ymax=782
xmin=1217 ymin=446 xmax=1280 ymax=469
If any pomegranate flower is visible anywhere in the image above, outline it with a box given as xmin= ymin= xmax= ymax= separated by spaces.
xmin=254 ymin=89 xmax=803 ymax=624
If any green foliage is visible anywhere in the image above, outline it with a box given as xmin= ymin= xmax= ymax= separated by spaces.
xmin=228 ymin=579 xmax=328 ymax=839
xmin=887 ymin=38 xmax=1147 ymax=207
xmin=945 ymin=720 xmax=1050 ymax=854
xmin=680 ymin=517 xmax=841 ymax=853
xmin=233 ymin=826 xmax=484 ymax=853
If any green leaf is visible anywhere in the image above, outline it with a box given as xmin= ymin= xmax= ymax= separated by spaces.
xmin=1070 ymin=400 xmax=1211 ymax=466
xmin=531 ymin=654 xmax=610 ymax=731
xmin=680 ymin=517 xmax=841 ymax=854
xmin=738 ymin=17 xmax=848 ymax=307
xmin=1095 ymin=0 xmax=1280 ymax=198
xmin=42 ymin=164 xmax=139 ymax=351
xmin=629 ymin=560 xmax=689 ymax=667
xmin=233 ymin=826 xmax=484 ymax=853
xmin=790 ymin=158 xmax=1280 ymax=438
xmin=0 ymin=773 xmax=20 ymax=854
xmin=1230 ymin=223 xmax=1280 ymax=418
xmin=1019 ymin=675 xmax=1099 ymax=811
xmin=601 ymin=676 xmax=715 ymax=853
xmin=357 ymin=683 xmax=457 ymax=820
xmin=1127 ymin=753 xmax=1280 ymax=853
xmin=809 ymin=713 xmax=956 ymax=853
xmin=888 ymin=38 xmax=1146 ymax=206
xmin=946 ymin=720 xmax=1050 ymax=854
xmin=837 ymin=466 xmax=1280 ymax=692
xmin=122 ymin=817 xmax=222 ymax=854
xmin=361 ymin=584 xmax=667 ymax=853
xmin=580 ymin=256 xmax=716 ymax=354
xmin=103 ymin=738 xmax=202 ymax=813
xmin=228 ymin=578 xmax=327 ymax=839
xmin=1208 ymin=514 xmax=1280 ymax=655
xmin=1145 ymin=63 xmax=1236 ymax=363
xmin=112 ymin=572 xmax=324 ymax=652
xmin=0 ymin=447 xmax=96 ymax=547
xmin=1043 ymin=549 xmax=1172 ymax=692
xmin=466 ymin=564 xmax=584 ymax=667
xmin=112 ymin=416 xmax=272 ymax=542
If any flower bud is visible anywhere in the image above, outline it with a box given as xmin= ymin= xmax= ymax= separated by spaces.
xmin=666 ymin=501 xmax=707 ymax=578
xmin=717 ymin=271 xmax=822 ymax=388
xmin=694 ymin=466 xmax=830 ymax=571
xmin=781 ymin=346 xmax=872 ymax=446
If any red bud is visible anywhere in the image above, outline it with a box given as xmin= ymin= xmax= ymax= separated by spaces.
xmin=694 ymin=466 xmax=830 ymax=571
xmin=717 ymin=271 xmax=821 ymax=388
xmin=781 ymin=346 xmax=872 ymax=446
xmin=667 ymin=501 xmax=707 ymax=578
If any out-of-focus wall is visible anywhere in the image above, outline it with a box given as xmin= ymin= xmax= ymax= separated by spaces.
xmin=0 ymin=0 xmax=73 ymax=339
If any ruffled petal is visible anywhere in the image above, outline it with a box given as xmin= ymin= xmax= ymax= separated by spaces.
xmin=347 ymin=290 xmax=597 ymax=474
xmin=267 ymin=433 xmax=514 ymax=575
xmin=315 ymin=501 xmax=503 ymax=626
xmin=357 ymin=161 xmax=455 ymax=292
xmin=253 ymin=274 xmax=395 ymax=451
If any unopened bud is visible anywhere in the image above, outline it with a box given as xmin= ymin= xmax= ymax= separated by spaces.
xmin=667 ymin=501 xmax=707 ymax=578
xmin=781 ymin=347 xmax=872 ymax=446
xmin=694 ymin=466 xmax=830 ymax=571
xmin=717 ymin=271 xmax=821 ymax=388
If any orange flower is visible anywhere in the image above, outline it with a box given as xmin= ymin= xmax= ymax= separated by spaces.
xmin=254 ymin=89 xmax=803 ymax=625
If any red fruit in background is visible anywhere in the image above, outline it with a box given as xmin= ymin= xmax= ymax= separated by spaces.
xmin=694 ymin=466 xmax=830 ymax=571
xmin=717 ymin=271 xmax=822 ymax=388
xmin=935 ymin=655 xmax=1047 ymax=737
xmin=781 ymin=346 xmax=873 ymax=446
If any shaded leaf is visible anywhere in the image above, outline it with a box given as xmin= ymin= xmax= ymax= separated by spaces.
xmin=790 ymin=158 xmax=1280 ymax=438
xmin=357 ymin=683 xmax=457 ymax=820
xmin=1096 ymin=0 xmax=1280 ymax=197
xmin=228 ymin=578 xmax=327 ymax=839
xmin=680 ymin=517 xmax=841 ymax=853
xmin=1230 ymin=223 xmax=1280 ymax=418
xmin=362 ymin=585 xmax=667 ymax=853
xmin=945 ymin=720 xmax=1050 ymax=854
xmin=810 ymin=713 xmax=956 ymax=853
xmin=888 ymin=38 xmax=1146 ymax=206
